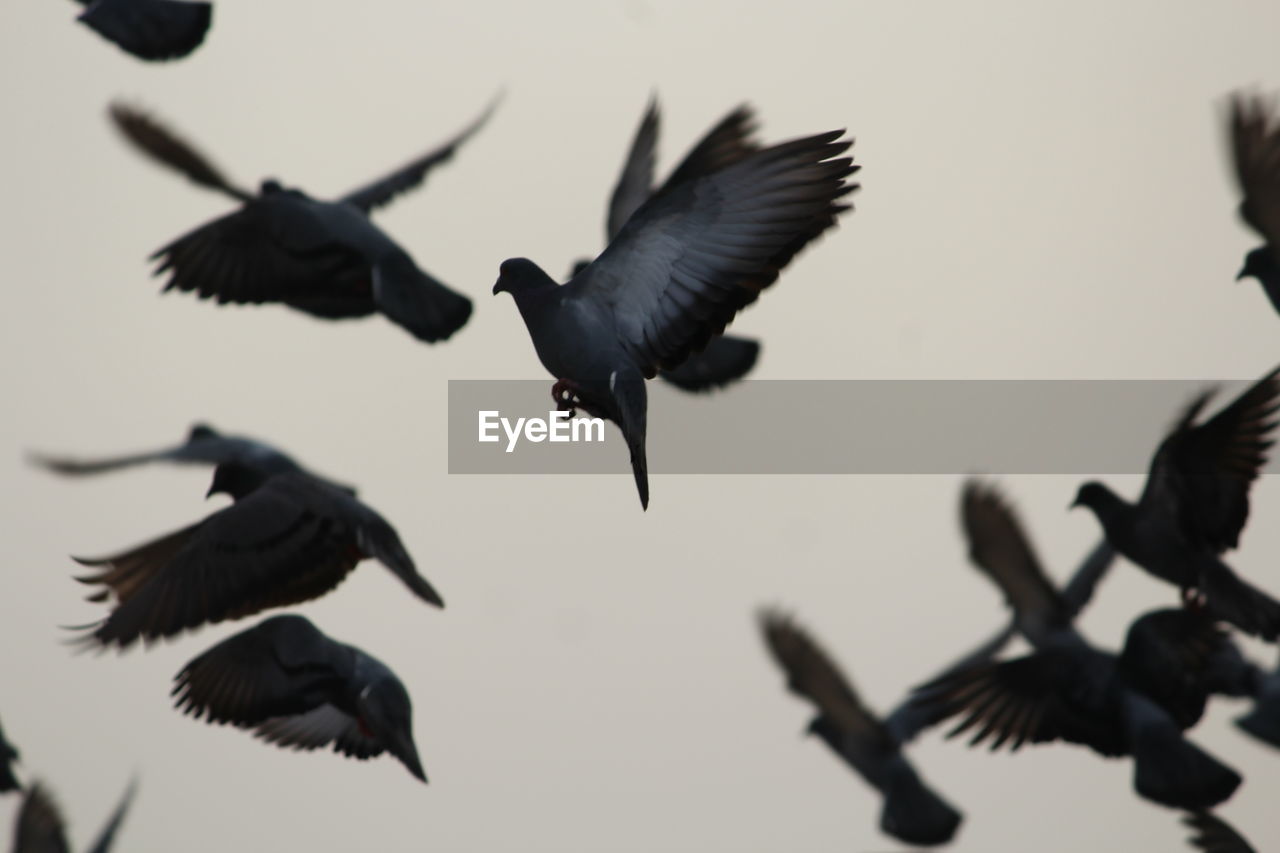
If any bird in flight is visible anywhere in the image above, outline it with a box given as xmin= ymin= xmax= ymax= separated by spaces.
xmin=10 ymin=777 xmax=137 ymax=853
xmin=173 ymin=614 xmax=428 ymax=782
xmin=1229 ymin=91 xmax=1280 ymax=313
xmin=494 ymin=121 xmax=857 ymax=508
xmin=72 ymin=462 xmax=443 ymax=649
xmin=109 ymin=96 xmax=498 ymax=343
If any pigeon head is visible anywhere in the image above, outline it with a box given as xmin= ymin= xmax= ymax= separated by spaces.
xmin=1238 ymin=247 xmax=1276 ymax=283
xmin=187 ymin=422 xmax=220 ymax=442
xmin=357 ymin=677 xmax=426 ymax=783
xmin=206 ymin=462 xmax=270 ymax=500
xmin=1070 ymin=481 xmax=1131 ymax=525
xmin=568 ymin=258 xmax=591 ymax=279
xmin=493 ymin=258 xmax=557 ymax=297
xmin=259 ymin=179 xmax=285 ymax=195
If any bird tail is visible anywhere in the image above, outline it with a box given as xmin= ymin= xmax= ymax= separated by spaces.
xmin=879 ymin=761 xmax=963 ymax=847
xmin=1201 ymin=560 xmax=1280 ymax=641
xmin=659 ymin=335 xmax=761 ymax=392
xmin=610 ymin=374 xmax=649 ymax=510
xmin=1236 ymin=692 xmax=1280 ymax=749
xmin=1130 ymin=725 xmax=1240 ymax=810
xmin=372 ymin=254 xmax=473 ymax=343
xmin=78 ymin=0 xmax=212 ymax=62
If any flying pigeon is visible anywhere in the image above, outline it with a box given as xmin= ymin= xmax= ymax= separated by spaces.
xmin=28 ymin=422 xmax=354 ymax=494
xmin=1229 ymin=91 xmax=1280 ymax=310
xmin=494 ymin=125 xmax=857 ymax=508
xmin=109 ymin=96 xmax=497 ymax=342
xmin=759 ymin=609 xmax=969 ymax=847
xmin=1183 ymin=811 xmax=1257 ymax=853
xmin=1072 ymin=365 xmax=1280 ymax=640
xmin=72 ymin=462 xmax=443 ymax=649
xmin=173 ymin=614 xmax=427 ymax=782
xmin=11 ymin=778 xmax=136 ymax=853
xmin=0 ymin=716 xmax=19 ymax=793
xmin=568 ymin=99 xmax=764 ymax=393
xmin=911 ymin=607 xmax=1242 ymax=811
xmin=73 ymin=0 xmax=210 ymax=62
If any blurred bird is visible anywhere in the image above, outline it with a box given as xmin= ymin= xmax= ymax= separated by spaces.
xmin=1229 ymin=92 xmax=1280 ymax=311
xmin=72 ymin=462 xmax=443 ymax=649
xmin=495 ymin=125 xmax=857 ymax=508
xmin=569 ymin=99 xmax=763 ymax=393
xmin=28 ymin=422 xmax=354 ymax=494
xmin=173 ymin=614 xmax=427 ymax=782
xmin=11 ymin=778 xmax=136 ymax=853
xmin=759 ymin=609 xmax=969 ymax=847
xmin=0 ymin=716 xmax=19 ymax=793
xmin=72 ymin=0 xmax=210 ymax=61
xmin=109 ymin=96 xmax=498 ymax=343
xmin=919 ymin=482 xmax=1241 ymax=810
xmin=1072 ymin=365 xmax=1280 ymax=640
xmin=1183 ymin=811 xmax=1257 ymax=853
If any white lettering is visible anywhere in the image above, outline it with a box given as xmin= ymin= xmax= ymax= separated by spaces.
xmin=549 ymin=410 xmax=571 ymax=442
xmin=481 ymin=411 xmax=606 ymax=451
xmin=502 ymin=417 xmax=526 ymax=453
xmin=478 ymin=411 xmax=499 ymax=442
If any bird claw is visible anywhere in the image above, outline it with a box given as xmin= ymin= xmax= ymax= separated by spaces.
xmin=1181 ymin=587 xmax=1207 ymax=611
xmin=552 ymin=380 xmax=579 ymax=418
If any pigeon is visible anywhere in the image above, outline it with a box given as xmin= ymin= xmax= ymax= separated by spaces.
xmin=1229 ymin=92 xmax=1280 ymax=311
xmin=172 ymin=614 xmax=426 ymax=782
xmin=494 ymin=125 xmax=857 ymax=508
xmin=0 ymin=716 xmax=19 ymax=793
xmin=11 ymin=778 xmax=136 ymax=853
xmin=1071 ymin=365 xmax=1280 ymax=639
xmin=73 ymin=0 xmax=210 ymax=62
xmin=759 ymin=609 xmax=968 ymax=847
xmin=568 ymin=99 xmax=764 ymax=393
xmin=72 ymin=462 xmax=443 ymax=649
xmin=109 ymin=96 xmax=497 ymax=343
xmin=28 ymin=422 xmax=354 ymax=494
xmin=911 ymin=607 xmax=1242 ymax=811
xmin=1183 ymin=811 xmax=1257 ymax=853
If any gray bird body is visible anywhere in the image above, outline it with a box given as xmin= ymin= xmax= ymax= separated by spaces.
xmin=172 ymin=614 xmax=427 ymax=782
xmin=109 ymin=100 xmax=496 ymax=343
xmin=12 ymin=779 xmax=136 ymax=853
xmin=74 ymin=0 xmax=211 ymax=62
xmin=496 ymin=127 xmax=857 ymax=508
xmin=1073 ymin=366 xmax=1280 ymax=639
xmin=73 ymin=463 xmax=443 ymax=649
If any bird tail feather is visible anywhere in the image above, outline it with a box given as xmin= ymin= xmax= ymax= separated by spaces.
xmin=1201 ymin=561 xmax=1280 ymax=641
xmin=880 ymin=763 xmax=963 ymax=847
xmin=1131 ymin=727 xmax=1240 ymax=810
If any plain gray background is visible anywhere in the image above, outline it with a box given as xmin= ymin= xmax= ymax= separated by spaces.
xmin=2 ymin=0 xmax=1279 ymax=849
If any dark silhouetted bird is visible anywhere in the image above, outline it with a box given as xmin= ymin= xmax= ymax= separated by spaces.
xmin=173 ymin=614 xmax=426 ymax=782
xmin=11 ymin=778 xmax=136 ymax=853
xmin=569 ymin=99 xmax=763 ymax=392
xmin=109 ymin=97 xmax=497 ymax=342
xmin=933 ymin=482 xmax=1241 ymax=809
xmin=1183 ymin=811 xmax=1257 ymax=853
xmin=73 ymin=0 xmax=210 ymax=61
xmin=72 ymin=462 xmax=443 ymax=649
xmin=29 ymin=422 xmax=354 ymax=494
xmin=912 ymin=607 xmax=1241 ymax=811
xmin=759 ymin=609 xmax=966 ymax=847
xmin=0 ymin=716 xmax=19 ymax=793
xmin=1229 ymin=92 xmax=1280 ymax=311
xmin=494 ymin=126 xmax=857 ymax=508
xmin=1072 ymin=365 xmax=1280 ymax=639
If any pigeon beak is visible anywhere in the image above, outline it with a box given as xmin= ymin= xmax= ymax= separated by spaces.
xmin=1236 ymin=267 xmax=1248 ymax=282
xmin=492 ymin=278 xmax=506 ymax=296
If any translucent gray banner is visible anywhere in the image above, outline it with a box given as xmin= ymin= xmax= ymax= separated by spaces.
xmin=446 ymin=379 xmax=1266 ymax=475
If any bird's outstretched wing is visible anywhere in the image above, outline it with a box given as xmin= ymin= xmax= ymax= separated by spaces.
xmin=1140 ymin=366 xmax=1280 ymax=553
xmin=338 ymin=93 xmax=501 ymax=213
xmin=83 ymin=778 xmax=138 ymax=853
xmin=571 ymin=130 xmax=856 ymax=377
xmin=1230 ymin=92 xmax=1280 ymax=252
xmin=108 ymin=102 xmax=251 ymax=201
xmin=1183 ymin=811 xmax=1257 ymax=853
xmin=13 ymin=782 xmax=70 ymax=853
xmin=77 ymin=0 xmax=211 ymax=62
xmin=606 ymin=98 xmax=660 ymax=241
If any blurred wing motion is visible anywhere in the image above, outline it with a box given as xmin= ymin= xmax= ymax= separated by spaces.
xmin=339 ymin=92 xmax=502 ymax=213
xmin=1183 ymin=811 xmax=1257 ymax=853
xmin=108 ymin=102 xmax=251 ymax=200
xmin=13 ymin=783 xmax=70 ymax=853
